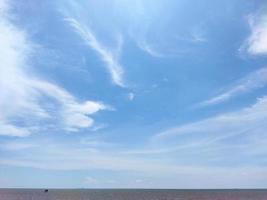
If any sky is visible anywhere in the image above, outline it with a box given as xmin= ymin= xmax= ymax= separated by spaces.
xmin=0 ymin=0 xmax=267 ymax=189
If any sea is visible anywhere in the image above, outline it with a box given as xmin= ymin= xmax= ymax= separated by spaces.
xmin=1 ymin=189 xmax=267 ymax=200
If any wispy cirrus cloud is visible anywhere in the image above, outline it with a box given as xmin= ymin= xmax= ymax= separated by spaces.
xmin=154 ymin=96 xmax=267 ymax=148
xmin=0 ymin=0 xmax=106 ymax=136
xmin=136 ymin=27 xmax=207 ymax=58
xmin=198 ymin=67 xmax=267 ymax=107
xmin=137 ymin=41 xmax=166 ymax=58
xmin=65 ymin=17 xmax=125 ymax=87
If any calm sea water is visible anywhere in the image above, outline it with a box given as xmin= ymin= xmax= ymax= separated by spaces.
xmin=1 ymin=189 xmax=267 ymax=200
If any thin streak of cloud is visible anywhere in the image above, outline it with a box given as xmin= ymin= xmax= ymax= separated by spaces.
xmin=65 ymin=18 xmax=125 ymax=87
xmin=137 ymin=41 xmax=166 ymax=58
xmin=175 ymin=29 xmax=207 ymax=44
xmin=198 ymin=67 xmax=267 ymax=107
xmin=137 ymin=30 xmax=207 ymax=58
xmin=154 ymin=96 xmax=267 ymax=141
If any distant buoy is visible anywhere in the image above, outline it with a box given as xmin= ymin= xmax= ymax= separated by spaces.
xmin=44 ymin=189 xmax=48 ymax=193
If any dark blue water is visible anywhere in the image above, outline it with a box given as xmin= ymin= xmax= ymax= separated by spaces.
xmin=1 ymin=189 xmax=267 ymax=200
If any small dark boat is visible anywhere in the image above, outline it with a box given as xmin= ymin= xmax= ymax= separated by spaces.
xmin=44 ymin=189 xmax=48 ymax=193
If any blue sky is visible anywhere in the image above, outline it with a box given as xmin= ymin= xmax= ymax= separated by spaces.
xmin=0 ymin=0 xmax=267 ymax=188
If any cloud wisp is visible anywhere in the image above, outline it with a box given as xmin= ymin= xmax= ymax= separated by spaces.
xmin=154 ymin=95 xmax=267 ymax=150
xmin=65 ymin=18 xmax=125 ymax=87
xmin=0 ymin=0 xmax=106 ymax=136
xmin=198 ymin=67 xmax=267 ymax=107
xmin=137 ymin=41 xmax=167 ymax=58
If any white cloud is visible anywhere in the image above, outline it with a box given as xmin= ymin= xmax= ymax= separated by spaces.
xmin=198 ymin=67 xmax=267 ymax=106
xmin=31 ymin=80 xmax=107 ymax=132
xmin=65 ymin=18 xmax=125 ymax=87
xmin=246 ymin=10 xmax=267 ymax=55
xmin=137 ymin=41 xmax=166 ymax=58
xmin=0 ymin=122 xmax=31 ymax=137
xmin=0 ymin=0 xmax=106 ymax=136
